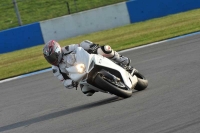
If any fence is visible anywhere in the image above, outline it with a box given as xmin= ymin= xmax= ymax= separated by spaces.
xmin=0 ymin=0 xmax=126 ymax=31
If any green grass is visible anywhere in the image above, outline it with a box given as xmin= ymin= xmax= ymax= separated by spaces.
xmin=0 ymin=0 xmax=126 ymax=31
xmin=1 ymin=8 xmax=200 ymax=80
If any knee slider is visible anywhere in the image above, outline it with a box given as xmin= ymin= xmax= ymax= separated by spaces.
xmin=102 ymin=45 xmax=112 ymax=54
xmin=97 ymin=45 xmax=114 ymax=58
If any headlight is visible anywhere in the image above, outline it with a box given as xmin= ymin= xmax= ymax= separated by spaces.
xmin=76 ymin=64 xmax=85 ymax=73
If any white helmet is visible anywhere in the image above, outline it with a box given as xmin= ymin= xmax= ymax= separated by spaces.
xmin=43 ymin=40 xmax=62 ymax=65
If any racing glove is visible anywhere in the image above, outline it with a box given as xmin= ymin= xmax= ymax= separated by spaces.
xmin=63 ymin=80 xmax=78 ymax=89
xmin=72 ymin=81 xmax=78 ymax=89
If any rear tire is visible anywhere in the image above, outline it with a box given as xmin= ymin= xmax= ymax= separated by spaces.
xmin=94 ymin=74 xmax=132 ymax=98
xmin=134 ymin=70 xmax=148 ymax=91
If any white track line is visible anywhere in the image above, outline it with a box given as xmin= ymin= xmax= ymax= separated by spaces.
xmin=1 ymin=31 xmax=200 ymax=83
xmin=0 ymin=69 xmax=51 ymax=83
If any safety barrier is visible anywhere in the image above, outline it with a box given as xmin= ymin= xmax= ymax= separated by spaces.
xmin=126 ymin=0 xmax=200 ymax=23
xmin=40 ymin=2 xmax=130 ymax=43
xmin=0 ymin=22 xmax=44 ymax=54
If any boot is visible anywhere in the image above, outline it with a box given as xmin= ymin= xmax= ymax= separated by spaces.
xmin=111 ymin=51 xmax=133 ymax=73
xmin=96 ymin=45 xmax=134 ymax=73
xmin=111 ymin=51 xmax=130 ymax=65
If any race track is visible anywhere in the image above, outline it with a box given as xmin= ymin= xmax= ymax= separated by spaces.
xmin=1 ymin=34 xmax=200 ymax=133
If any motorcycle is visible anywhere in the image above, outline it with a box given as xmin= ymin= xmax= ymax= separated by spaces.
xmin=66 ymin=47 xmax=148 ymax=98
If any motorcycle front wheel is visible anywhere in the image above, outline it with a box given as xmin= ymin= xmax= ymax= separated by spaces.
xmin=94 ymin=73 xmax=132 ymax=98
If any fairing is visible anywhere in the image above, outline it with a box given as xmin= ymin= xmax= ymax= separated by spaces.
xmin=66 ymin=47 xmax=137 ymax=89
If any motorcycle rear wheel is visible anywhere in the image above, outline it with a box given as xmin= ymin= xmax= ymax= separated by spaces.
xmin=134 ymin=70 xmax=148 ymax=91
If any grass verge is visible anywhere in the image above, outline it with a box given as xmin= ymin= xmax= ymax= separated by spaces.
xmin=0 ymin=0 xmax=125 ymax=30
xmin=0 ymin=8 xmax=200 ymax=80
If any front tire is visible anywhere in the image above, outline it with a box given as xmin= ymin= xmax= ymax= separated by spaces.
xmin=94 ymin=73 xmax=132 ymax=98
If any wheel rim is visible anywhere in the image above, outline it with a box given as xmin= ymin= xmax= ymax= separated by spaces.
xmin=102 ymin=76 xmax=127 ymax=90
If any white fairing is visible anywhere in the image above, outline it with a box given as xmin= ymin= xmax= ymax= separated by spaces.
xmin=66 ymin=47 xmax=138 ymax=90
xmin=65 ymin=47 xmax=92 ymax=82
xmin=93 ymin=54 xmax=137 ymax=89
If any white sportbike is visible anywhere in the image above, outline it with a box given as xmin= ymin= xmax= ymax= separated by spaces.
xmin=66 ymin=47 xmax=148 ymax=98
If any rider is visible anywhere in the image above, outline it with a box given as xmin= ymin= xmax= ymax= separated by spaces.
xmin=43 ymin=40 xmax=132 ymax=96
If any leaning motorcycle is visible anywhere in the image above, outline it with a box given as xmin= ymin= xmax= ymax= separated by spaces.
xmin=66 ymin=47 xmax=148 ymax=98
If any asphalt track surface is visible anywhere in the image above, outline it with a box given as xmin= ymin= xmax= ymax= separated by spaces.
xmin=1 ymin=34 xmax=200 ymax=133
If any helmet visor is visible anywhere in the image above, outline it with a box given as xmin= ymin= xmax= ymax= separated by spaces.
xmin=45 ymin=52 xmax=59 ymax=65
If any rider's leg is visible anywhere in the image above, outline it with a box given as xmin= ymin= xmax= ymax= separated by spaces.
xmin=97 ymin=45 xmax=131 ymax=66
xmin=80 ymin=40 xmax=132 ymax=70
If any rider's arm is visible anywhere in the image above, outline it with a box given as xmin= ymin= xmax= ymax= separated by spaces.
xmin=62 ymin=40 xmax=98 ymax=54
xmin=52 ymin=65 xmax=75 ymax=89
xmin=62 ymin=44 xmax=79 ymax=54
